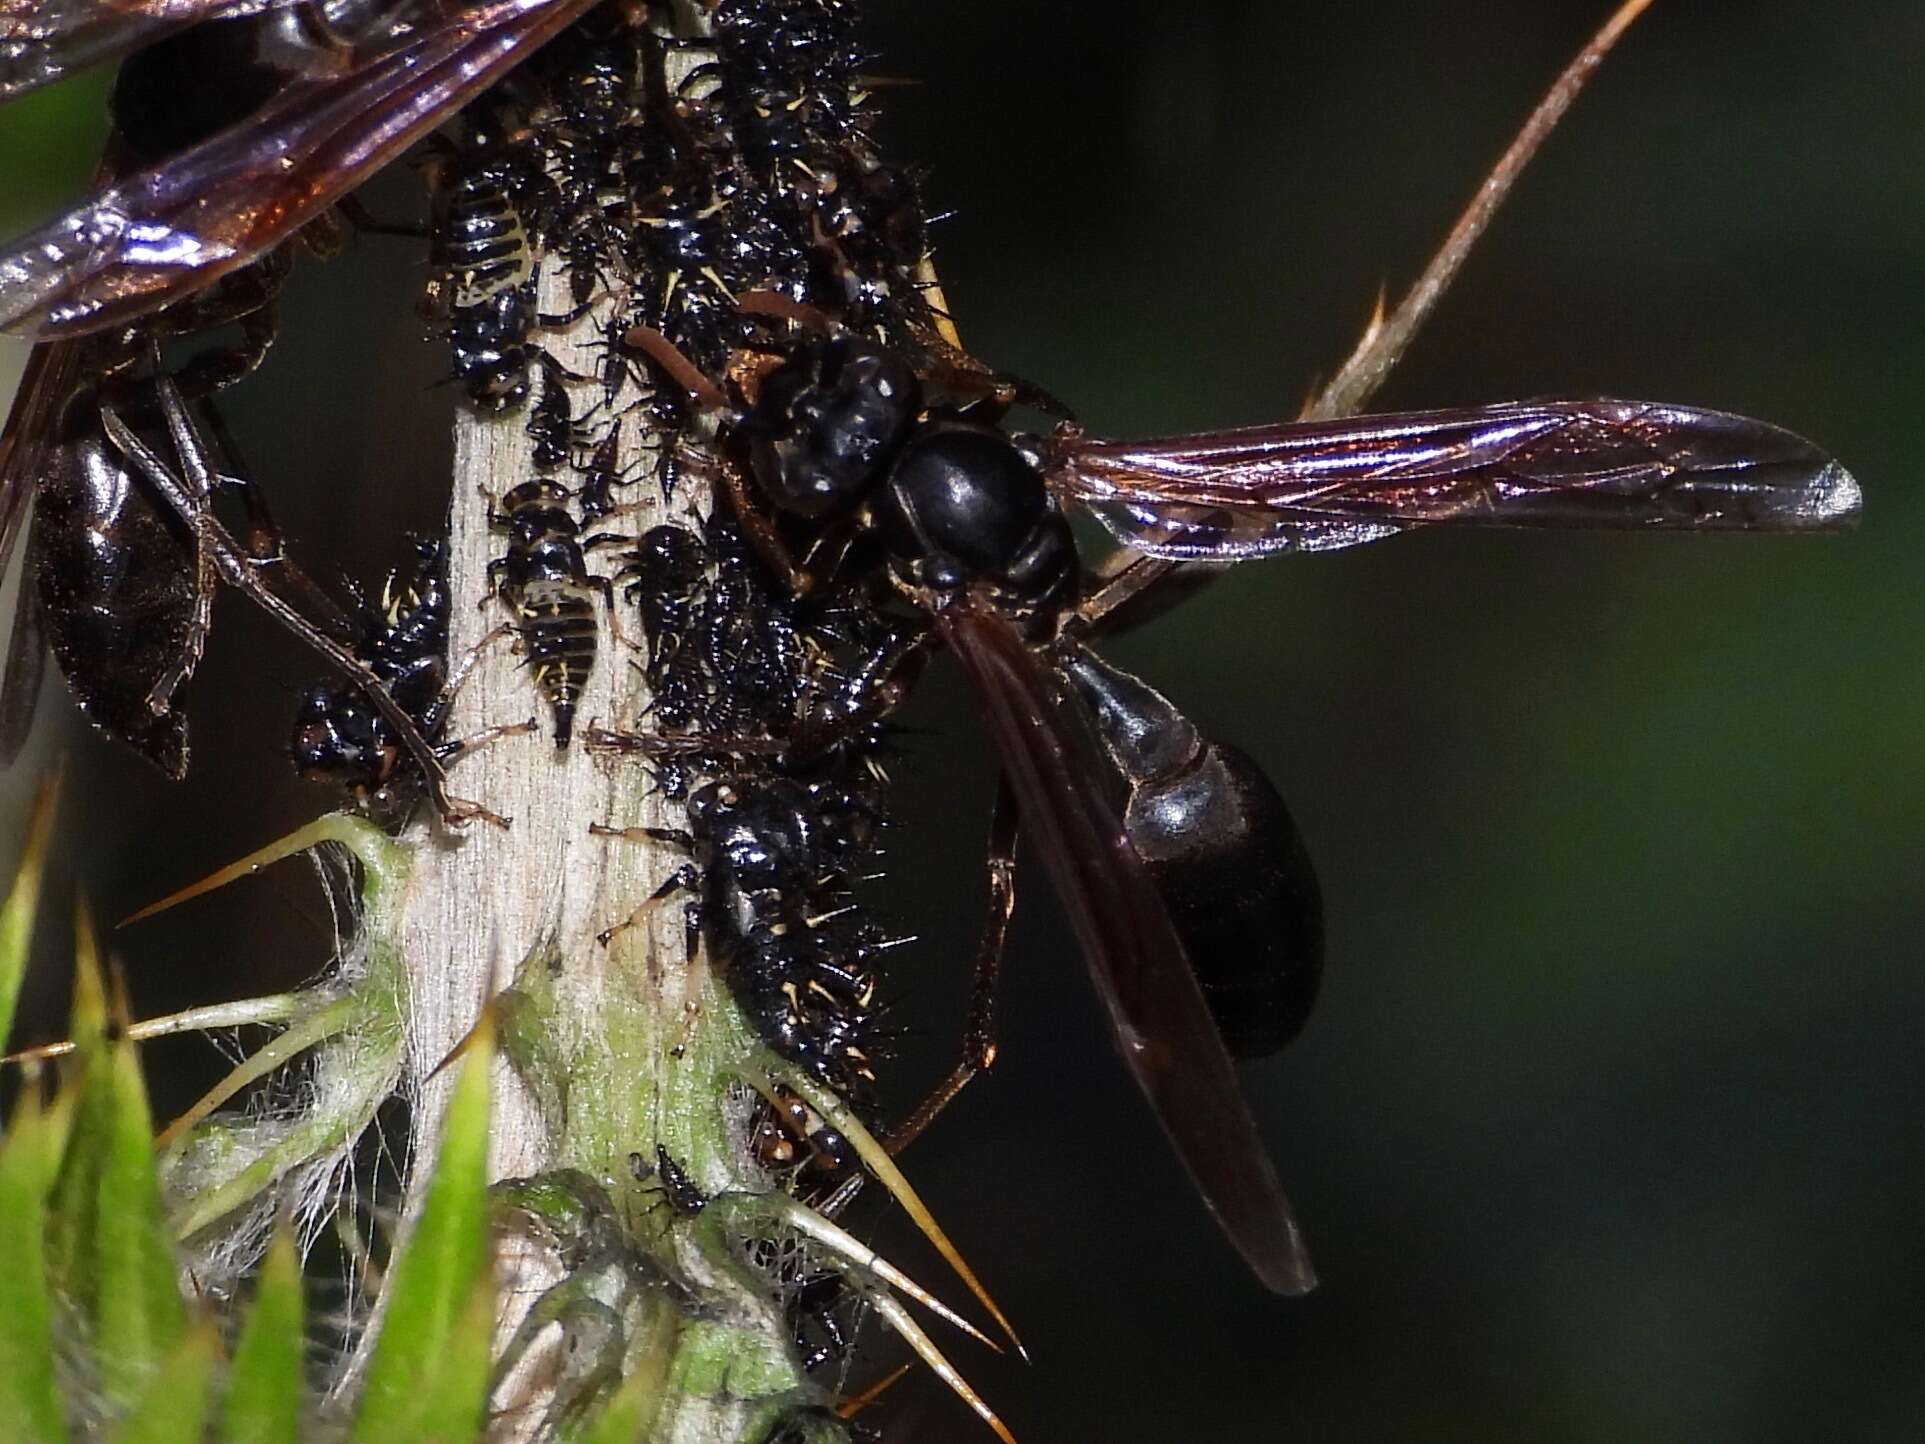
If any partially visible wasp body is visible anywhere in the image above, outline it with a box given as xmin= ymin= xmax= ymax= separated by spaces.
xmin=488 ymin=480 xmax=607 ymax=746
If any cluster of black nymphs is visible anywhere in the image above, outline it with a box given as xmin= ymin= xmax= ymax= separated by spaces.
xmin=289 ymin=538 xmax=453 ymax=815
xmin=677 ymin=772 xmax=893 ymax=1101
xmin=622 ymin=510 xmax=807 ymax=768
xmin=604 ymin=505 xmax=909 ymax=1111
xmin=404 ymin=0 xmax=942 ymax=778
xmin=409 ymin=5 xmax=935 ymax=1130
xmin=422 ymin=0 xmax=942 ymax=412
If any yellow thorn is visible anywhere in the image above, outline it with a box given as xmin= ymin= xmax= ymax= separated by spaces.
xmin=120 ymin=815 xmax=370 ymax=927
xmin=423 ymin=995 xmax=498 ymax=1086
xmin=836 ymin=1361 xmax=913 ymax=1419
xmin=914 ymin=255 xmax=966 ymax=353
xmin=155 ymin=993 xmax=357 ymax=1152
xmin=760 ymin=1193 xmax=999 ymax=1353
xmin=3 ymin=992 xmax=304 ymax=1066
xmin=864 ymin=1286 xmax=1016 ymax=1444
xmin=768 ymin=1067 xmax=1027 ymax=1360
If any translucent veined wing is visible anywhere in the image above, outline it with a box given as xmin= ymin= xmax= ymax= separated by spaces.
xmin=1044 ymin=399 xmax=1861 ymax=561
xmin=937 ymin=598 xmax=1316 ymax=1295
xmin=0 ymin=0 xmax=597 ymax=339
xmin=0 ymin=337 xmax=85 ymax=763
xmin=0 ymin=0 xmax=271 ymax=100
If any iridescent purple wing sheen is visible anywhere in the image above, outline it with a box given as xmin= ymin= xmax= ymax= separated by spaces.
xmin=0 ymin=0 xmax=271 ymax=101
xmin=0 ymin=0 xmax=597 ymax=340
xmin=936 ymin=600 xmax=1316 ymax=1295
xmin=1045 ymin=399 xmax=1862 ymax=561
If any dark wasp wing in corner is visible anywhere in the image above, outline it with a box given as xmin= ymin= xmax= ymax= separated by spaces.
xmin=1044 ymin=399 xmax=1862 ymax=561
xmin=0 ymin=0 xmax=515 ymax=103
xmin=0 ymin=0 xmax=598 ymax=340
xmin=0 ymin=0 xmax=259 ymax=101
xmin=0 ymin=337 xmax=85 ymax=766
xmin=936 ymin=596 xmax=1317 ymax=1296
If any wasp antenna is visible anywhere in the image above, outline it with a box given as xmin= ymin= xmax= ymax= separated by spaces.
xmin=836 ymin=1361 xmax=914 ymax=1419
xmin=760 ymin=1066 xmax=1026 ymax=1360
xmin=621 ymin=322 xmax=730 ymax=412
xmin=860 ymin=1283 xmax=1017 ymax=1444
xmin=4 ymin=991 xmax=305 ymax=1067
xmin=120 ymin=814 xmax=380 ymax=927
xmin=1306 ymin=0 xmax=1657 ymax=420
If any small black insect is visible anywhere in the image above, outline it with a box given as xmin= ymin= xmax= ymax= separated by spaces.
xmin=424 ymin=143 xmax=551 ymax=412
xmin=291 ymin=537 xmax=456 ymax=814
xmin=526 ymin=355 xmax=583 ymax=470
xmin=488 ymin=479 xmax=610 ymax=747
xmin=597 ymin=773 xmax=891 ymax=1103
xmin=783 ymin=1268 xmax=858 ymax=1375
xmin=575 ymin=418 xmax=627 ymax=521
xmin=643 ymin=1145 xmax=708 ymax=1216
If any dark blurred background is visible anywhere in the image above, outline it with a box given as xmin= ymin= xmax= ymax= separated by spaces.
xmin=2 ymin=2 xmax=1920 ymax=1440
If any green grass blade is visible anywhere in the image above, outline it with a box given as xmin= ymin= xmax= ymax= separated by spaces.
xmin=0 ymin=1082 xmax=73 ymax=1444
xmin=106 ymin=1320 xmax=219 ymax=1444
xmin=570 ymin=1367 xmax=662 ymax=1444
xmin=45 ymin=907 xmax=184 ymax=1412
xmin=0 ymin=771 xmax=59 ymax=1051
xmin=347 ymin=1016 xmax=495 ymax=1444
xmin=220 ymin=1222 xmax=305 ymax=1444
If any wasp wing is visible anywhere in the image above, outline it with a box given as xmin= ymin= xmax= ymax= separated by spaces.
xmin=0 ymin=0 xmax=596 ymax=339
xmin=0 ymin=0 xmax=281 ymax=101
xmin=1047 ymin=399 xmax=1861 ymax=561
xmin=0 ymin=337 xmax=86 ymax=763
xmin=937 ymin=599 xmax=1315 ymax=1294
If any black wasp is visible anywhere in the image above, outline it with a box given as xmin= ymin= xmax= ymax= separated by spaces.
xmin=0 ymin=0 xmax=604 ymax=341
xmin=628 ymin=305 xmax=1860 ymax=1294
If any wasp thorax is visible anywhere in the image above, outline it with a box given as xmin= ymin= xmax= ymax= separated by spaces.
xmin=880 ymin=420 xmax=1080 ymax=626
